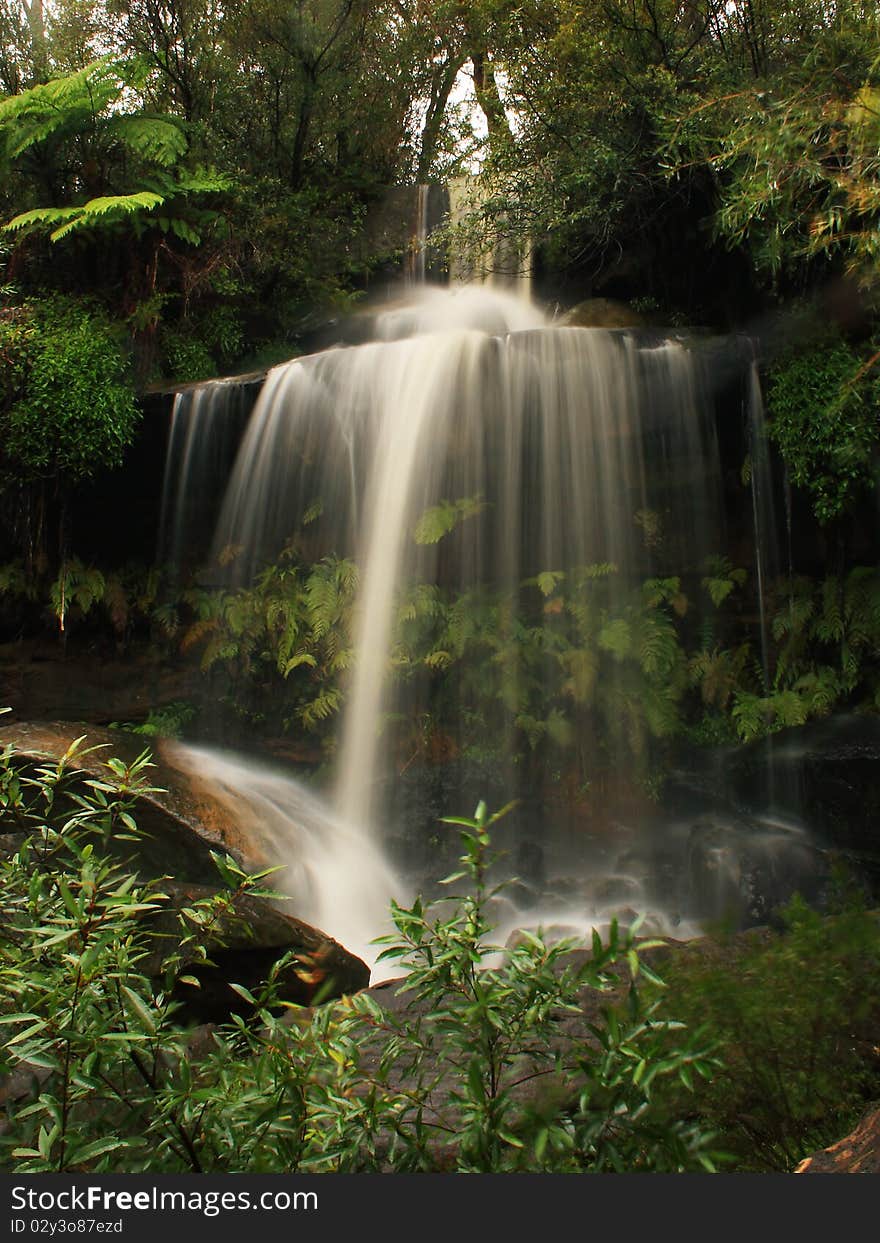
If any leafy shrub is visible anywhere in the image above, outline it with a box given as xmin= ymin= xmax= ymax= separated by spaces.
xmin=160 ymin=326 xmax=217 ymax=385
xmin=371 ymin=801 xmax=722 ymax=1172
xmin=767 ymin=341 xmax=879 ymax=525
xmin=0 ymin=297 xmax=138 ymax=487
xmin=0 ymin=729 xmax=721 ymax=1173
xmin=110 ymin=702 xmax=197 ymax=740
xmin=662 ymin=894 xmax=880 ymax=1171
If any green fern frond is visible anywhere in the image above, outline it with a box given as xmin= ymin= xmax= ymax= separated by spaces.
xmin=598 ymin=617 xmax=632 ymax=661
xmin=6 ymin=193 xmax=165 ymax=241
xmin=282 ymin=652 xmax=317 ymax=677
xmin=413 ymin=494 xmax=487 ymax=545
xmin=635 ymin=613 xmax=681 ymax=677
xmin=300 ymin=688 xmax=342 ymax=728
xmin=105 ymin=114 xmax=187 ymax=166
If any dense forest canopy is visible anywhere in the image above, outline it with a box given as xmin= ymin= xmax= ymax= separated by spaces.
xmin=0 ymin=1 xmax=877 ymax=364
xmin=0 ymin=1 xmax=878 ymax=566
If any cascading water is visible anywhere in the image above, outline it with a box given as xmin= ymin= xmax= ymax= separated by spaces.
xmin=745 ymin=355 xmax=780 ymax=686
xmin=213 ymin=289 xmax=724 ymax=830
xmin=159 ymin=379 xmax=256 ymax=573
xmin=159 ymin=284 xmax=820 ymax=971
xmin=447 ymin=177 xmax=533 ymax=298
xmin=164 ymin=743 xmax=399 ymax=968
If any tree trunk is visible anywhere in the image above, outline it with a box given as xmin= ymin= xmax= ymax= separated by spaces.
xmin=471 ymin=51 xmax=512 ymax=146
xmin=416 ymin=54 xmax=468 ymax=184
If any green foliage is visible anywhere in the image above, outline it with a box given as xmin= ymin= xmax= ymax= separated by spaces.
xmin=0 ymin=732 xmax=385 ymax=1173
xmin=177 ymin=551 xmax=358 ymax=734
xmin=664 ymin=895 xmax=880 ymax=1171
xmin=413 ymin=494 xmax=488 ymax=545
xmin=159 ymin=326 xmax=217 ymax=385
xmin=0 ymin=297 xmax=138 ymax=487
xmin=7 ymin=545 xmax=878 ymax=762
xmin=769 ymin=567 xmax=880 ymax=704
xmin=0 ymin=732 xmax=721 ymax=1173
xmin=766 ymin=341 xmax=879 ymax=524
xmin=701 ymin=556 xmax=747 ymax=609
xmin=110 ymin=702 xmax=196 ymax=740
xmin=0 ymin=557 xmax=160 ymax=640
xmin=373 ymin=800 xmax=721 ymax=1172
xmin=0 ymin=59 xmax=227 ymax=246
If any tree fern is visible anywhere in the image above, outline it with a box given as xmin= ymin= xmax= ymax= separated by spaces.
xmin=104 ymin=113 xmax=188 ymax=167
xmin=1 ymin=59 xmax=226 ymax=250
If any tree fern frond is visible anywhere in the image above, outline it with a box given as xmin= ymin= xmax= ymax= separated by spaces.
xmin=105 ymin=114 xmax=188 ymax=166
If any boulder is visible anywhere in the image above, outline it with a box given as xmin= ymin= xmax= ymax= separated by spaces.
xmin=146 ymin=881 xmax=370 ymax=1021
xmin=668 ymin=714 xmax=880 ymax=906
xmin=559 ymin=298 xmax=646 ymax=329
xmin=0 ymin=720 xmax=372 ymax=1016
xmin=795 ymin=1104 xmax=880 ymax=1173
xmin=0 ymin=720 xmax=275 ymax=883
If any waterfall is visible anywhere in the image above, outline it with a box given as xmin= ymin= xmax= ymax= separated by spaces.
xmin=406 ymin=184 xmax=430 ymax=283
xmin=745 ymin=356 xmax=779 ymax=687
xmin=447 ymin=176 xmax=532 ymax=298
xmin=160 ymin=286 xmax=804 ymax=965
xmin=159 ymin=379 xmax=256 ymax=573
xmin=212 ymin=288 xmax=723 ymax=830
xmin=166 ymin=743 xmax=400 ymax=968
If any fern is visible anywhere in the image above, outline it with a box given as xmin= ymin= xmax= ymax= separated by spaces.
xmin=424 ymin=650 xmax=453 ymax=670
xmin=689 ymin=645 xmax=753 ymax=709
xmin=702 ymin=556 xmax=747 ymax=608
xmin=526 ymin=570 xmax=565 ymax=597
xmin=815 ymin=577 xmax=845 ymax=643
xmin=598 ymin=617 xmax=632 ymax=660
xmin=559 ymin=647 xmax=598 ymax=704
xmin=640 ymin=683 xmax=681 ymax=738
xmin=413 ymin=494 xmax=487 ymax=545
xmin=300 ymin=688 xmax=342 ymax=728
xmin=1 ymin=59 xmax=226 ymax=246
xmin=105 ymin=113 xmax=187 ymax=167
xmin=282 ymin=652 xmax=317 ymax=678
xmin=642 ymin=577 xmax=688 ymax=616
xmin=634 ymin=612 xmax=681 ymax=677
xmin=771 ymin=578 xmax=816 ymax=641
xmin=49 ymin=560 xmax=106 ymax=630
xmin=0 ymin=561 xmax=37 ymax=601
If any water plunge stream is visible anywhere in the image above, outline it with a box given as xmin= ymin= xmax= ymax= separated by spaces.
xmin=162 ymin=286 xmax=804 ymax=971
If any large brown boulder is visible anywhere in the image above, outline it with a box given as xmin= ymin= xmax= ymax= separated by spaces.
xmin=0 ymin=720 xmax=275 ymax=882
xmin=148 ymin=881 xmax=370 ymax=1020
xmin=0 ymin=720 xmax=371 ymax=1015
xmin=559 ymin=298 xmax=647 ymax=329
xmin=795 ymin=1105 xmax=880 ymax=1173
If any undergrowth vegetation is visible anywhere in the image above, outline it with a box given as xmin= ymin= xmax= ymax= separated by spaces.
xmin=2 ymin=730 xmax=878 ymax=1173
xmin=0 ymin=730 xmax=721 ymax=1173
xmin=2 ymin=545 xmax=879 ymax=779
xmin=661 ymin=893 xmax=880 ymax=1171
